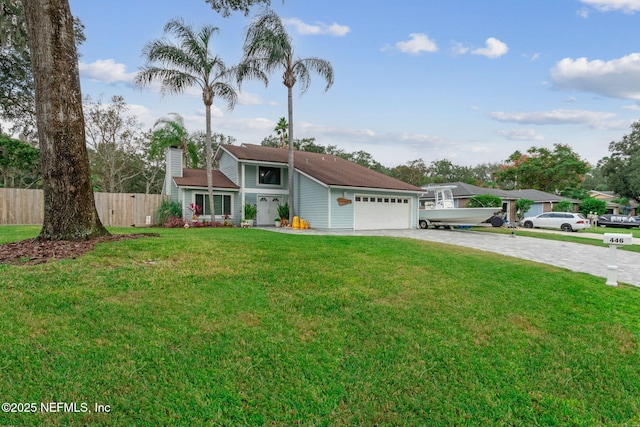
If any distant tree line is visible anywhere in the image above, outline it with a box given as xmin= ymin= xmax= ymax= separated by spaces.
xmin=3 ymin=92 xmax=639 ymax=205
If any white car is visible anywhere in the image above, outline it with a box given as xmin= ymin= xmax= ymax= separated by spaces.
xmin=521 ymin=212 xmax=590 ymax=232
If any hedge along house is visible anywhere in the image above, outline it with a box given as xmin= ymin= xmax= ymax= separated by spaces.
xmin=164 ymin=144 xmax=424 ymax=229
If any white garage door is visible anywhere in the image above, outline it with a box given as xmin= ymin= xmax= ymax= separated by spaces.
xmin=354 ymin=195 xmax=412 ymax=230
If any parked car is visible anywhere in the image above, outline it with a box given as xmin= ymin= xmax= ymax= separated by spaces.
xmin=597 ymin=214 xmax=640 ymax=229
xmin=521 ymin=212 xmax=590 ymax=232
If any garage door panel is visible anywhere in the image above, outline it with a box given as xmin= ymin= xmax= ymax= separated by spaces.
xmin=354 ymin=195 xmax=411 ymax=230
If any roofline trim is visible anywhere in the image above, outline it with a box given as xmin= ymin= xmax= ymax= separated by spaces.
xmin=171 ymin=178 xmax=240 ymax=191
xmin=329 ymin=185 xmax=423 ymax=195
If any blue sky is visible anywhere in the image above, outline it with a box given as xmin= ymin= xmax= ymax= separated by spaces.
xmin=69 ymin=0 xmax=640 ymax=168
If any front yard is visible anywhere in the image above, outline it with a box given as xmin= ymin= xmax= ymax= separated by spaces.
xmin=1 ymin=227 xmax=639 ymax=426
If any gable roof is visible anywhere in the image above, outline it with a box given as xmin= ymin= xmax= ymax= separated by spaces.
xmin=219 ymin=144 xmax=423 ymax=192
xmin=507 ymin=189 xmax=575 ymax=203
xmin=173 ymin=168 xmax=239 ymax=190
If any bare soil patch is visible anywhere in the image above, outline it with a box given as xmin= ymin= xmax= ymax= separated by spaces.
xmin=0 ymin=233 xmax=159 ymax=265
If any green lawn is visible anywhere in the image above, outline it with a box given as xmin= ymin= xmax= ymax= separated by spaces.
xmin=472 ymin=225 xmax=640 ymax=253
xmin=1 ymin=226 xmax=639 ymax=426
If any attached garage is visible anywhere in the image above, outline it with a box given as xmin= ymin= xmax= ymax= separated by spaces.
xmin=354 ymin=195 xmax=413 ymax=230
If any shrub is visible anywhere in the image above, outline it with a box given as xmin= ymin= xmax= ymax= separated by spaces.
xmin=163 ymin=216 xmax=185 ymax=228
xmin=579 ymin=197 xmax=607 ymax=216
xmin=156 ymin=200 xmax=182 ymax=225
xmin=467 ymin=194 xmax=502 ymax=208
xmin=244 ymin=203 xmax=257 ymax=220
xmin=277 ymin=203 xmax=290 ymax=220
xmin=552 ymin=200 xmax=574 ymax=212
xmin=515 ymin=198 xmax=534 ymax=220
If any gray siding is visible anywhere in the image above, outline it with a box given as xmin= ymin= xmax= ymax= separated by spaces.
xmin=329 ymin=188 xmax=355 ymax=229
xmin=244 ymin=165 xmax=258 ymax=189
xmin=296 ymin=174 xmax=329 ymax=229
xmin=169 ymin=180 xmax=179 ymax=204
xmin=219 ymin=152 xmax=238 ymax=185
xmin=165 ymin=147 xmax=183 ymax=196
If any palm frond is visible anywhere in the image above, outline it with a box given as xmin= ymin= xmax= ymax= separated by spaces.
xmin=293 ymin=57 xmax=334 ymax=94
xmin=136 ymin=67 xmax=200 ymax=94
xmin=211 ymin=81 xmax=238 ymax=110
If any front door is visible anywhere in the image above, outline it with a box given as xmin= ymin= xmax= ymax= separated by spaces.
xmin=257 ymin=195 xmax=283 ymax=226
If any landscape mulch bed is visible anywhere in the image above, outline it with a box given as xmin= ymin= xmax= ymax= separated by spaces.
xmin=0 ymin=233 xmax=159 ymax=265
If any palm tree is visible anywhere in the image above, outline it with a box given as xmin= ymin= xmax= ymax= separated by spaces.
xmin=240 ymin=10 xmax=334 ymax=221
xmin=274 ymin=117 xmax=288 ymax=148
xmin=135 ymin=18 xmax=237 ymax=220
xmin=150 ymin=113 xmax=198 ymax=168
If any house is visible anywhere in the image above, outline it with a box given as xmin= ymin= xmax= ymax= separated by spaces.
xmin=164 ymin=144 xmax=424 ymax=230
xmin=420 ymin=182 xmax=581 ymax=222
xmin=588 ymin=190 xmax=638 ymax=215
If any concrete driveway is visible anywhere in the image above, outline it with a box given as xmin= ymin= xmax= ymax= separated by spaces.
xmin=267 ymin=227 xmax=640 ymax=287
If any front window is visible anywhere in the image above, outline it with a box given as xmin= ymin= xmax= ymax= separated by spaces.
xmin=258 ymin=166 xmax=281 ymax=186
xmin=195 ymin=194 xmax=232 ymax=216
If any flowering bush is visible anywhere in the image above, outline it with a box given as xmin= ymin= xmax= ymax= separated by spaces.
xmin=163 ymin=216 xmax=185 ymax=228
xmin=189 ymin=203 xmax=201 ymax=216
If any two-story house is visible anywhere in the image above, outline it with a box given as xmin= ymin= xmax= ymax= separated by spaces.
xmin=164 ymin=143 xmax=424 ymax=230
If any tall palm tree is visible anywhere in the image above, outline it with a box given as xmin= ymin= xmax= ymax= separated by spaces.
xmin=135 ymin=18 xmax=237 ymax=220
xmin=240 ymin=10 xmax=334 ymax=221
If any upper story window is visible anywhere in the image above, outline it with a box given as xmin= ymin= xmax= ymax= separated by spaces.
xmin=258 ymin=166 xmax=281 ymax=186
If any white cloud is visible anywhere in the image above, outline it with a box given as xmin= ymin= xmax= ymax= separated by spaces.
xmin=394 ymin=33 xmax=438 ymax=55
xmin=282 ymin=18 xmax=350 ymax=36
xmin=471 ymin=37 xmax=509 ymax=59
xmin=580 ymin=0 xmax=640 ymax=14
xmin=550 ymin=53 xmax=640 ymax=100
xmin=450 ymin=42 xmax=470 ymax=56
xmin=496 ymin=128 xmax=545 ymax=141
xmin=238 ymin=91 xmax=278 ymax=106
xmin=126 ymin=104 xmax=157 ymax=128
xmin=79 ymin=59 xmax=136 ymax=84
xmin=490 ymin=109 xmax=618 ymax=129
xmin=622 ymin=103 xmax=640 ymax=110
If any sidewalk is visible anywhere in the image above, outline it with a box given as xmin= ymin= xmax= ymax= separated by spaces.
xmin=267 ymin=226 xmax=640 ymax=287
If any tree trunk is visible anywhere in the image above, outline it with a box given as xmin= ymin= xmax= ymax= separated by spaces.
xmin=205 ymin=103 xmax=215 ymax=222
xmin=287 ymin=85 xmax=294 ymax=222
xmin=22 ymin=0 xmax=109 ymax=241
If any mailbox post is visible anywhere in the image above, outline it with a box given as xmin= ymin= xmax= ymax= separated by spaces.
xmin=603 ymin=233 xmax=633 ymax=286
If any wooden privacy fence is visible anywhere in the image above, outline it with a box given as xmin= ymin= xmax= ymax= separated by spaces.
xmin=0 ymin=188 xmax=167 ymax=227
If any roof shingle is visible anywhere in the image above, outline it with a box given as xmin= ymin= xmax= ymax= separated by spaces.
xmin=173 ymin=168 xmax=239 ymax=189
xmin=220 ymin=144 xmax=422 ymax=192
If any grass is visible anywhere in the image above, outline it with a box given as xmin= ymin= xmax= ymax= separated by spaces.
xmin=1 ymin=226 xmax=640 ymax=426
xmin=472 ymin=225 xmax=640 ymax=253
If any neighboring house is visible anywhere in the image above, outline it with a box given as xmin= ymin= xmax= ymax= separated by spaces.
xmin=420 ymin=182 xmax=581 ymax=222
xmin=588 ymin=190 xmax=638 ymax=215
xmin=164 ymin=144 xmax=424 ymax=230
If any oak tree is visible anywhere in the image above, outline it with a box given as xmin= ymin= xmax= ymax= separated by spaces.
xmin=22 ymin=0 xmax=108 ymax=240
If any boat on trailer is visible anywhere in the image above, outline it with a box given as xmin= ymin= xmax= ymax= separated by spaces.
xmin=419 ymin=185 xmax=498 ymax=229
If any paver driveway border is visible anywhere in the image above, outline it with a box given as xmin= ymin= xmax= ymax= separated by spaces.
xmin=266 ymin=227 xmax=640 ymax=288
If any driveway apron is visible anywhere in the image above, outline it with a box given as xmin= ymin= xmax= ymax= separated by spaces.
xmin=267 ymin=227 xmax=640 ymax=287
